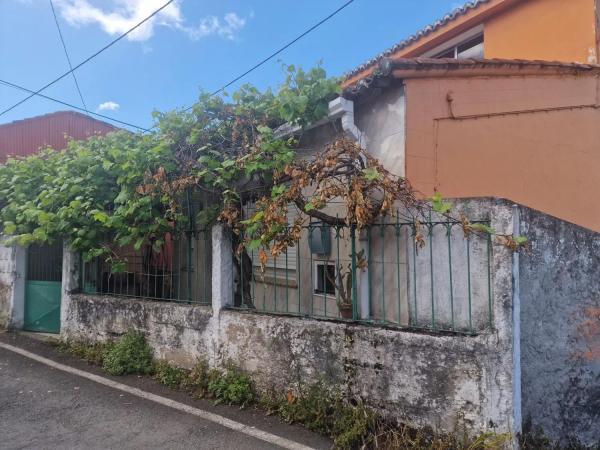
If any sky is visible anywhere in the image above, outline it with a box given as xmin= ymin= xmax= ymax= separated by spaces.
xmin=0 ymin=0 xmax=465 ymax=131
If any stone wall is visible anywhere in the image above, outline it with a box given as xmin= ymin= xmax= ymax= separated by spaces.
xmin=62 ymin=294 xmax=514 ymax=437
xmin=518 ymin=206 xmax=600 ymax=446
xmin=60 ymin=199 xmax=517 ymax=438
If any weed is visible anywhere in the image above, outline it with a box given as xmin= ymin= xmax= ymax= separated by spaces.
xmin=207 ymin=368 xmax=255 ymax=407
xmin=181 ymin=360 xmax=213 ymax=398
xmin=57 ymin=339 xmax=114 ymax=366
xmin=153 ymin=360 xmax=187 ymax=389
xmin=102 ymin=331 xmax=154 ymax=376
xmin=520 ymin=421 xmax=599 ymax=450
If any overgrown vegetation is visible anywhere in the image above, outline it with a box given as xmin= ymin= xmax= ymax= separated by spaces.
xmin=0 ymin=62 xmax=525 ymax=279
xmin=56 ymin=335 xmax=519 ymax=449
xmin=519 ymin=421 xmax=600 ymax=450
xmin=262 ymin=382 xmax=510 ymax=450
xmin=207 ymin=367 xmax=255 ymax=407
xmin=57 ymin=338 xmax=114 ymax=366
xmin=101 ymin=331 xmax=154 ymax=375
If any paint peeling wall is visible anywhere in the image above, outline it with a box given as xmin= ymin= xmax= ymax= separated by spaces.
xmin=61 ymin=199 xmax=517 ymax=438
xmin=62 ymin=294 xmax=515 ymax=437
xmin=0 ymin=239 xmax=14 ymax=329
xmin=518 ymin=206 xmax=600 ymax=446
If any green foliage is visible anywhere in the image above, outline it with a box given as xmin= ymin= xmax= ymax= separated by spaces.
xmin=431 ymin=191 xmax=453 ymax=214
xmin=207 ymin=368 xmax=255 ymax=407
xmin=0 ymin=63 xmax=340 ymax=261
xmin=181 ymin=360 xmax=214 ymax=398
xmin=56 ymin=339 xmax=114 ymax=366
xmin=102 ymin=331 xmax=154 ymax=376
xmin=153 ymin=360 xmax=187 ymax=389
xmin=470 ymin=223 xmax=496 ymax=235
xmin=0 ymin=131 xmax=182 ymax=260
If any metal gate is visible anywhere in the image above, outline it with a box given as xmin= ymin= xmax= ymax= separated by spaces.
xmin=24 ymin=242 xmax=63 ymax=333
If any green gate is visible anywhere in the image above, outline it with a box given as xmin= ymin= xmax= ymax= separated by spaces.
xmin=24 ymin=242 xmax=63 ymax=333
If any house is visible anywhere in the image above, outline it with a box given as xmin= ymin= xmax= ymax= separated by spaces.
xmin=345 ymin=0 xmax=600 ymax=88
xmin=1 ymin=2 xmax=598 ymax=446
xmin=0 ymin=110 xmax=116 ymax=162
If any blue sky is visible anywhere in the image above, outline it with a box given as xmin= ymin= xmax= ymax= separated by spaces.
xmin=0 ymin=0 xmax=464 ymax=131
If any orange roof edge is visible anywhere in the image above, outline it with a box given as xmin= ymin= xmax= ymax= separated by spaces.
xmin=342 ymin=0 xmax=518 ymax=89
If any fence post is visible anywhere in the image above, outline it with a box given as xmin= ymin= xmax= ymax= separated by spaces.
xmin=211 ymin=224 xmax=233 ymax=315
xmin=60 ymin=242 xmax=79 ymax=336
xmin=350 ymin=225 xmax=359 ymax=320
xmin=2 ymin=240 xmax=26 ymax=329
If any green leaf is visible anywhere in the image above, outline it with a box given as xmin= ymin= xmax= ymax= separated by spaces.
xmin=362 ymin=167 xmax=380 ymax=181
xmin=431 ymin=192 xmax=453 ymax=214
xmin=470 ymin=223 xmax=496 ymax=234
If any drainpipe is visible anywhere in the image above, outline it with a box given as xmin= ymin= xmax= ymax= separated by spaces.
xmin=512 ymin=204 xmax=523 ymax=444
xmin=328 ymin=97 xmax=367 ymax=148
xmin=328 ymin=97 xmax=370 ymax=319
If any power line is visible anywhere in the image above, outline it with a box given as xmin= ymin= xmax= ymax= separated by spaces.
xmin=177 ymin=0 xmax=356 ymax=117
xmin=0 ymin=79 xmax=149 ymax=131
xmin=0 ymin=0 xmax=175 ymax=118
xmin=49 ymin=0 xmax=88 ymax=114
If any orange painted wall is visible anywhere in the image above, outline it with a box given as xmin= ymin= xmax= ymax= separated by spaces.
xmin=484 ymin=0 xmax=598 ymax=63
xmin=404 ymin=74 xmax=600 ymax=231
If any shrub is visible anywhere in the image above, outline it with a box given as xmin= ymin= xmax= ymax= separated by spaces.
xmin=207 ymin=368 xmax=255 ymax=407
xmin=102 ymin=331 xmax=154 ymax=376
xmin=57 ymin=339 xmax=114 ymax=366
xmin=181 ymin=360 xmax=213 ymax=398
xmin=154 ymin=360 xmax=187 ymax=389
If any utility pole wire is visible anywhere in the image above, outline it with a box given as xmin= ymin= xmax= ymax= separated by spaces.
xmin=177 ymin=0 xmax=356 ymax=116
xmin=49 ymin=0 xmax=88 ymax=114
xmin=0 ymin=0 xmax=175 ymax=117
xmin=0 ymin=79 xmax=149 ymax=131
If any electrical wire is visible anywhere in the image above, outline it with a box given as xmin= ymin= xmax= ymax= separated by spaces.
xmin=177 ymin=0 xmax=356 ymax=116
xmin=0 ymin=79 xmax=149 ymax=131
xmin=0 ymin=0 xmax=175 ymax=117
xmin=49 ymin=0 xmax=88 ymax=114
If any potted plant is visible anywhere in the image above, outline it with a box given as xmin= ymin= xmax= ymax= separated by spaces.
xmin=325 ymin=250 xmax=367 ymax=319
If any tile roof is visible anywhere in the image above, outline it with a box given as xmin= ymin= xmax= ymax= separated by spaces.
xmin=344 ymin=0 xmax=491 ymax=80
xmin=343 ymin=57 xmax=600 ymax=97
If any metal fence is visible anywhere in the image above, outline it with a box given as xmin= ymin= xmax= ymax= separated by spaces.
xmin=82 ymin=230 xmax=212 ymax=304
xmin=233 ymin=216 xmax=493 ymax=334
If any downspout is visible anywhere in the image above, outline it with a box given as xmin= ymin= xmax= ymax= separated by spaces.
xmin=512 ymin=204 xmax=523 ymax=443
xmin=328 ymin=97 xmax=367 ymax=148
xmin=328 ymin=97 xmax=370 ymax=319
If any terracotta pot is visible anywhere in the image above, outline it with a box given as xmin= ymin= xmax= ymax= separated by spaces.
xmin=339 ymin=304 xmax=353 ymax=319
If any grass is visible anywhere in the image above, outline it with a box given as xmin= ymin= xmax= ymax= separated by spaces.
xmin=58 ymin=334 xmax=600 ymax=450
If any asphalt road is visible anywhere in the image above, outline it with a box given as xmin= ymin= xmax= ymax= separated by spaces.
xmin=0 ymin=345 xmax=318 ymax=450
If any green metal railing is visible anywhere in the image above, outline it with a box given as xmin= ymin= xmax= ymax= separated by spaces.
xmin=81 ymin=230 xmax=212 ymax=304
xmin=232 ymin=215 xmax=494 ymax=334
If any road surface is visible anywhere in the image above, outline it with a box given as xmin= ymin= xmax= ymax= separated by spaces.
xmin=0 ymin=340 xmax=326 ymax=450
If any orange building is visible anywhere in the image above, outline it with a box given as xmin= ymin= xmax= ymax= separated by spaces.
xmin=340 ymin=0 xmax=600 ymax=232
xmin=345 ymin=0 xmax=600 ymax=87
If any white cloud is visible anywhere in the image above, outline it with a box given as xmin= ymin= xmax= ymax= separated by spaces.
xmin=97 ymin=101 xmax=120 ymax=111
xmin=51 ymin=0 xmax=247 ymax=42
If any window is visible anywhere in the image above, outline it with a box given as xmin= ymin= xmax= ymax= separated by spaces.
xmin=433 ymin=34 xmax=484 ymax=59
xmin=314 ymin=262 xmax=336 ymax=295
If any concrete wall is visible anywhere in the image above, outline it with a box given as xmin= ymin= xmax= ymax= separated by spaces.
xmin=403 ymin=73 xmax=600 ymax=232
xmin=355 ymin=83 xmax=406 ymax=177
xmin=0 ymin=238 xmax=25 ymax=330
xmin=60 ymin=199 xmax=518 ymax=438
xmin=0 ymin=240 xmax=14 ymax=328
xmin=518 ymin=206 xmax=600 ymax=446
xmin=61 ymin=295 xmax=515 ymax=437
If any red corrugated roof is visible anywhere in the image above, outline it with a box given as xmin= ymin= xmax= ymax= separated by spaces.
xmin=0 ymin=110 xmax=117 ymax=162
